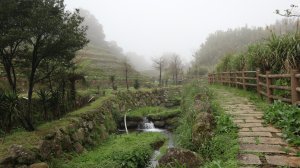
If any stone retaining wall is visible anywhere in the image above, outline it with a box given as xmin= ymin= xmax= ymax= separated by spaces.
xmin=0 ymin=87 xmax=181 ymax=168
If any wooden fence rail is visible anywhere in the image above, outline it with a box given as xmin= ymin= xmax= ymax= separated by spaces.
xmin=208 ymin=69 xmax=300 ymax=105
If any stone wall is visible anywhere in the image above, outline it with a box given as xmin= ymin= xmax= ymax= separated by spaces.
xmin=0 ymin=87 xmax=181 ymax=168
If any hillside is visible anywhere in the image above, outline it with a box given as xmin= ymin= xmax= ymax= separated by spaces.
xmin=74 ymin=9 xmax=147 ymax=88
xmin=75 ymin=44 xmax=145 ymax=88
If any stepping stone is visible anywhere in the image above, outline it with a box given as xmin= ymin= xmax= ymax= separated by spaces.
xmin=239 ymin=132 xmax=272 ymax=137
xmin=237 ymin=123 xmax=262 ymax=128
xmin=239 ymin=154 xmax=261 ymax=165
xmin=240 ymin=144 xmax=285 ymax=153
xmin=251 ymin=127 xmax=280 ymax=133
xmin=265 ymin=155 xmax=300 ymax=167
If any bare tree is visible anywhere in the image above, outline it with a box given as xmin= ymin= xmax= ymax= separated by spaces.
xmin=152 ymin=56 xmax=165 ymax=86
xmin=276 ymin=4 xmax=300 ymax=17
xmin=169 ymin=54 xmax=182 ymax=85
xmin=123 ymin=57 xmax=131 ymax=90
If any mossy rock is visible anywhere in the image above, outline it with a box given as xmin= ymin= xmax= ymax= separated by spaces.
xmin=192 ymin=112 xmax=215 ymax=146
xmin=159 ymin=148 xmax=203 ymax=168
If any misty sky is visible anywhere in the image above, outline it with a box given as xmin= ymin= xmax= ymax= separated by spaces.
xmin=64 ymin=0 xmax=296 ymax=64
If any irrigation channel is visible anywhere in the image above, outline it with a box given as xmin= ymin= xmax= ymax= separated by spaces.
xmin=119 ymin=117 xmax=175 ymax=168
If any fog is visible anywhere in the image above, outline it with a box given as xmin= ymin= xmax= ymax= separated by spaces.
xmin=65 ymin=0 xmax=296 ymax=69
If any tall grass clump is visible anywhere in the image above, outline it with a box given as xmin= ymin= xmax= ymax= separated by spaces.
xmin=175 ymin=82 xmax=239 ymax=167
xmin=215 ymin=32 xmax=300 ymax=73
xmin=201 ymin=98 xmax=239 ymax=168
xmin=175 ymin=81 xmax=212 ymax=150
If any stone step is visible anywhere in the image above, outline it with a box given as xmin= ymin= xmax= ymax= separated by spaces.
xmin=236 ymin=116 xmax=262 ymax=119
xmin=239 ymin=154 xmax=261 ymax=165
xmin=251 ymin=127 xmax=280 ymax=133
xmin=239 ymin=137 xmax=286 ymax=145
xmin=265 ymin=155 xmax=300 ymax=167
xmin=237 ymin=123 xmax=263 ymax=128
xmin=240 ymin=144 xmax=285 ymax=153
xmin=240 ymin=128 xmax=251 ymax=132
xmin=244 ymin=119 xmax=263 ymax=123
xmin=235 ymin=117 xmax=257 ymax=120
xmin=234 ymin=114 xmax=263 ymax=117
xmin=239 ymin=132 xmax=272 ymax=137
xmin=234 ymin=120 xmax=244 ymax=123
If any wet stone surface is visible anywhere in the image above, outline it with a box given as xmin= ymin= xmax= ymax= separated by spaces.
xmin=214 ymin=88 xmax=300 ymax=167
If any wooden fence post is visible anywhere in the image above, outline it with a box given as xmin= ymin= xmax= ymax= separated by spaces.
xmin=242 ymin=70 xmax=246 ymax=90
xmin=220 ymin=73 xmax=223 ymax=85
xmin=229 ymin=72 xmax=232 ymax=87
xmin=266 ymin=71 xmax=273 ymax=103
xmin=291 ymin=69 xmax=300 ymax=105
xmin=256 ymin=69 xmax=261 ymax=96
xmin=235 ymin=72 xmax=238 ymax=88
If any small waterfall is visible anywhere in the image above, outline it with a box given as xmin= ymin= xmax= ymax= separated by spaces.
xmin=139 ymin=117 xmax=162 ymax=132
xmin=141 ymin=117 xmax=155 ymax=129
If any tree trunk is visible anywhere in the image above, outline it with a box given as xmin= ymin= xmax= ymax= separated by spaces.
xmin=159 ymin=65 xmax=162 ymax=87
xmin=125 ymin=68 xmax=129 ymax=90
xmin=70 ymin=79 xmax=76 ymax=107
xmin=26 ymin=78 xmax=35 ymax=131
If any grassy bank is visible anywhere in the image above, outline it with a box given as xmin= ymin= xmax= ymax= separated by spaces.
xmin=201 ymin=98 xmax=239 ymax=167
xmin=127 ymin=106 xmax=180 ymax=120
xmin=174 ymin=81 xmax=239 ymax=167
xmin=0 ymin=95 xmax=112 ymax=158
xmin=50 ymin=132 xmax=166 ymax=168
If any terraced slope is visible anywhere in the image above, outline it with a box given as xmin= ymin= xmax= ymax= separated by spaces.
xmin=75 ymin=45 xmax=146 ymax=88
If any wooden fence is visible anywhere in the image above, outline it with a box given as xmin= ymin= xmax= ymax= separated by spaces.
xmin=208 ymin=69 xmax=300 ymax=105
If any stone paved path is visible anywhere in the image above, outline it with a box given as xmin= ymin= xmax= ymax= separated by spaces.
xmin=214 ymin=88 xmax=300 ymax=168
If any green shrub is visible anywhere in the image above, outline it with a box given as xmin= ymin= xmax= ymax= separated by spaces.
xmin=216 ymin=32 xmax=300 ymax=73
xmin=264 ymin=101 xmax=300 ymax=145
xmin=133 ymin=79 xmax=140 ymax=90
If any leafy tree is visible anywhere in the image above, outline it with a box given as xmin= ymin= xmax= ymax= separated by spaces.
xmin=0 ymin=0 xmax=88 ymax=131
xmin=0 ymin=0 xmax=32 ymax=93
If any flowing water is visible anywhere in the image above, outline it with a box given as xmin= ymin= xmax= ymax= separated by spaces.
xmin=119 ymin=117 xmax=174 ymax=168
xmin=137 ymin=117 xmax=174 ymax=168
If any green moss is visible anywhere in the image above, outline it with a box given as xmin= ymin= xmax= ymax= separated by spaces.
xmin=49 ymin=132 xmax=166 ymax=168
xmin=67 ymin=94 xmax=115 ymax=117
